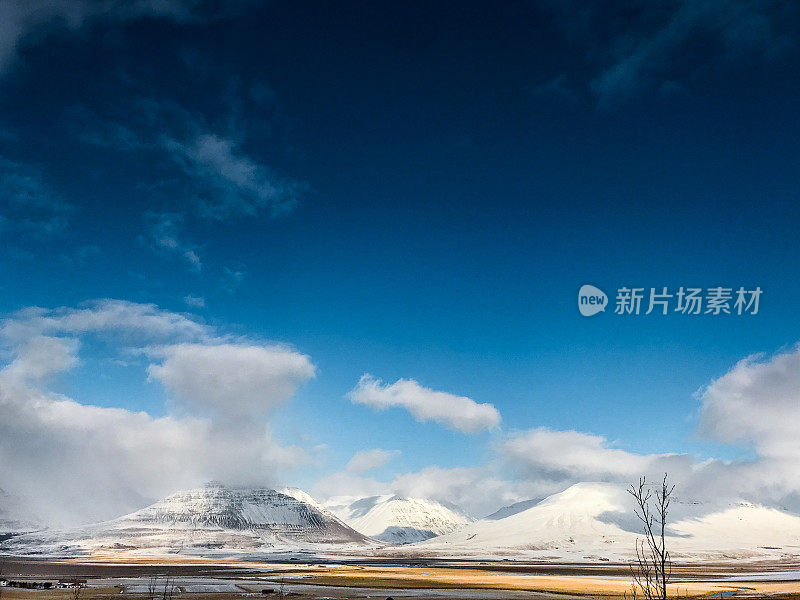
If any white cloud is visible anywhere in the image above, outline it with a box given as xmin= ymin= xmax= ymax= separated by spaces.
xmin=1 ymin=299 xmax=211 ymax=348
xmin=503 ymin=428 xmax=655 ymax=480
xmin=500 ymin=427 xmax=701 ymax=507
xmin=0 ymin=335 xmax=78 ymax=384
xmin=147 ymin=343 xmax=315 ymax=416
xmin=8 ymin=298 xmax=800 ymax=526
xmin=698 ymin=346 xmax=800 ymax=459
xmin=349 ymin=374 xmax=501 ymax=433
xmin=76 ymin=95 xmax=306 ymax=274
xmin=345 ymin=448 xmax=400 ymax=473
xmin=689 ymin=345 xmax=800 ymax=508
xmin=497 ymin=344 xmax=800 ymax=512
xmin=0 ymin=299 xmax=314 ymax=525
xmin=0 ymin=381 xmax=308 ymax=526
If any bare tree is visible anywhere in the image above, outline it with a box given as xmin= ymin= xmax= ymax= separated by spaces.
xmin=147 ymin=576 xmax=158 ymax=600
xmin=627 ymin=474 xmax=675 ymax=600
xmin=160 ymin=576 xmax=176 ymax=600
xmin=147 ymin=574 xmax=176 ymax=600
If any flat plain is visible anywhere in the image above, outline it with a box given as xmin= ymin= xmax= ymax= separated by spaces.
xmin=3 ymin=557 xmax=800 ymax=600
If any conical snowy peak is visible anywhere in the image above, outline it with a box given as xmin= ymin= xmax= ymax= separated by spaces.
xmin=327 ymin=494 xmax=473 ymax=544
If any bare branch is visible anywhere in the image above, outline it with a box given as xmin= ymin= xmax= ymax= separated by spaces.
xmin=628 ymin=474 xmax=674 ymax=600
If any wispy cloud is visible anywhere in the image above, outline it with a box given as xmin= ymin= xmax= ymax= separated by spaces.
xmin=183 ymin=295 xmax=205 ymax=308
xmin=542 ymin=0 xmax=797 ymax=108
xmin=222 ymin=266 xmax=247 ymax=293
xmin=0 ymin=0 xmax=247 ymax=77
xmin=345 ymin=448 xmax=400 ymax=473
xmin=75 ymin=93 xmax=305 ymax=281
xmin=141 ymin=212 xmax=202 ymax=272
xmin=161 ymin=133 xmax=302 ymax=220
xmin=530 ymin=74 xmax=580 ymax=105
xmin=77 ymin=94 xmax=305 ymax=223
xmin=0 ymin=158 xmax=71 ymax=236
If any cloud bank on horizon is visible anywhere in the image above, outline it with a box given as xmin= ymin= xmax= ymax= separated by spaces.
xmin=1 ymin=298 xmax=800 ymax=524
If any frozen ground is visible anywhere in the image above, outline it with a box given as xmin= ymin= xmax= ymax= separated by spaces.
xmin=85 ymin=576 xmax=573 ymax=599
xmin=4 ymin=557 xmax=800 ymax=599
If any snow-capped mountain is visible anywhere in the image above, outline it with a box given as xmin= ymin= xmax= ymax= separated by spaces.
xmin=6 ymin=481 xmax=800 ymax=561
xmin=3 ymin=482 xmax=373 ymax=556
xmin=412 ymin=482 xmax=800 ymax=562
xmin=326 ymin=495 xmax=473 ymax=544
xmin=417 ymin=482 xmax=635 ymax=559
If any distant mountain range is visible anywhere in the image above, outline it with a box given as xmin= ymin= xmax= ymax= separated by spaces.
xmin=4 ymin=481 xmax=800 ymax=561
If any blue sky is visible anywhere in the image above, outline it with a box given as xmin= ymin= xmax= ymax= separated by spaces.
xmin=2 ymin=0 xmax=800 ymax=523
